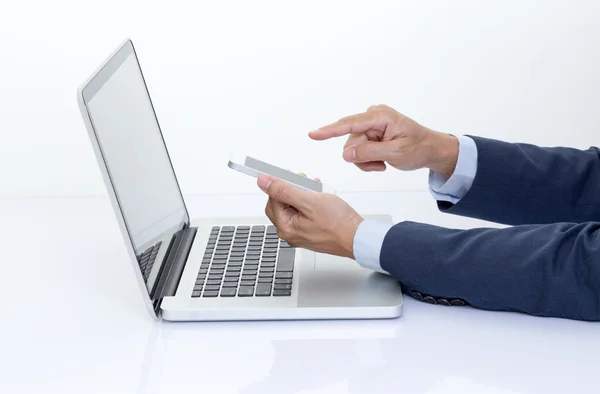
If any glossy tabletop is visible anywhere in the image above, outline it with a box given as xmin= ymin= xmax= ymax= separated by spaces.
xmin=0 ymin=192 xmax=597 ymax=394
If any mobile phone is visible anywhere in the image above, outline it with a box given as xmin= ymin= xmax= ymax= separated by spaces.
xmin=228 ymin=153 xmax=335 ymax=194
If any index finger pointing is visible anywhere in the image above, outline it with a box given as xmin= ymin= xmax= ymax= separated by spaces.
xmin=308 ymin=111 xmax=386 ymax=141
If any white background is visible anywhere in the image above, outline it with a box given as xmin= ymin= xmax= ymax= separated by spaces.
xmin=1 ymin=0 xmax=599 ymax=197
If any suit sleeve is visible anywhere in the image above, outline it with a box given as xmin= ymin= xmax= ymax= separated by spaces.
xmin=439 ymin=136 xmax=600 ymax=225
xmin=380 ymin=220 xmax=600 ymax=321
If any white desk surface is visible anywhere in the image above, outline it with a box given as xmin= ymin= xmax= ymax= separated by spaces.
xmin=0 ymin=192 xmax=597 ymax=394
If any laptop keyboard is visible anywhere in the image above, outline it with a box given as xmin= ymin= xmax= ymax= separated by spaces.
xmin=137 ymin=241 xmax=163 ymax=283
xmin=192 ymin=225 xmax=295 ymax=298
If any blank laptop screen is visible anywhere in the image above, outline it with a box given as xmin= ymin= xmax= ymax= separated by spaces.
xmin=82 ymin=41 xmax=188 ymax=290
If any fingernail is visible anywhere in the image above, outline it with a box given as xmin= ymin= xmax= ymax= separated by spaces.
xmin=343 ymin=147 xmax=356 ymax=162
xmin=257 ymin=176 xmax=272 ymax=191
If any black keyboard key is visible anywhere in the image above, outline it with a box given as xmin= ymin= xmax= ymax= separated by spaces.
xmin=238 ymin=226 xmax=250 ymax=231
xmin=258 ymin=278 xmax=273 ymax=283
xmin=275 ymin=279 xmax=292 ymax=285
xmin=208 ymin=275 xmax=223 ymax=281
xmin=227 ymin=262 xmax=243 ymax=267
xmin=229 ymin=257 xmax=243 ymax=262
xmin=242 ymin=269 xmax=258 ymax=276
xmin=273 ymin=290 xmax=292 ymax=296
xmin=260 ymin=267 xmax=274 ymax=273
xmin=206 ymin=280 xmax=221 ymax=286
xmin=260 ymin=262 xmax=275 ymax=268
xmin=223 ymin=277 xmax=239 ymax=283
xmin=226 ymin=266 xmax=241 ymax=272
xmin=274 ymin=284 xmax=292 ymax=291
xmin=245 ymin=256 xmax=259 ymax=261
xmin=276 ymin=248 xmax=295 ymax=272
xmin=192 ymin=291 xmax=201 ymax=297
xmin=222 ymin=226 xmax=235 ymax=232
xmin=267 ymin=225 xmax=277 ymax=234
xmin=198 ymin=269 xmax=208 ymax=275
xmin=259 ymin=273 xmax=274 ymax=278
xmin=193 ymin=285 xmax=203 ymax=291
xmin=241 ymin=275 xmax=257 ymax=281
xmin=255 ymin=283 xmax=272 ymax=296
xmin=238 ymin=286 xmax=254 ymax=297
xmin=211 ymin=226 xmax=220 ymax=231
xmin=203 ymin=291 xmax=219 ymax=297
xmin=276 ymin=272 xmax=293 ymax=279
xmin=214 ymin=250 xmax=229 ymax=256
xmin=204 ymin=285 xmax=221 ymax=291
xmin=225 ymin=272 xmax=240 ymax=278
xmin=240 ymin=280 xmax=255 ymax=287
xmin=230 ymin=252 xmax=245 ymax=258
xmin=220 ymin=287 xmax=236 ymax=297
xmin=252 ymin=225 xmax=265 ymax=231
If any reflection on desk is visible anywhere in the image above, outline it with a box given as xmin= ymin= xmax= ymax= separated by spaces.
xmin=0 ymin=195 xmax=597 ymax=394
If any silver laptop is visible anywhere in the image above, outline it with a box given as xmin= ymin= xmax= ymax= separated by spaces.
xmin=77 ymin=39 xmax=403 ymax=321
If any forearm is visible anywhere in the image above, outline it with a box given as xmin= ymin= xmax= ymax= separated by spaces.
xmin=441 ymin=136 xmax=600 ymax=224
xmin=380 ymin=221 xmax=600 ymax=321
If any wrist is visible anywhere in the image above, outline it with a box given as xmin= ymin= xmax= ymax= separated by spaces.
xmin=424 ymin=131 xmax=459 ymax=179
xmin=340 ymin=215 xmax=364 ymax=259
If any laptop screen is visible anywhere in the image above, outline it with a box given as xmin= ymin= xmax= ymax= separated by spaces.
xmin=81 ymin=41 xmax=188 ymax=293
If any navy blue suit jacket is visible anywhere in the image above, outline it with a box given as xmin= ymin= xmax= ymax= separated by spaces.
xmin=380 ymin=136 xmax=600 ymax=320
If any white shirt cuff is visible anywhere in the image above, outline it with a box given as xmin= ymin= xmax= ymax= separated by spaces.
xmin=429 ymin=135 xmax=478 ymax=204
xmin=353 ymin=220 xmax=393 ymax=275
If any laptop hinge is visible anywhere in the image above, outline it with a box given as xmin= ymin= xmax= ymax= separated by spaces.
xmin=150 ymin=226 xmax=197 ymax=308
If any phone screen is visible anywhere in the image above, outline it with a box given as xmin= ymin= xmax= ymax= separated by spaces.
xmin=245 ymin=156 xmax=323 ymax=192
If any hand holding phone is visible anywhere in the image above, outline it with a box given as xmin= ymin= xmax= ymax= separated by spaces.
xmin=227 ymin=154 xmax=336 ymax=194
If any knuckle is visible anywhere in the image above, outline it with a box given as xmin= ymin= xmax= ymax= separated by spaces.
xmin=367 ymin=104 xmax=389 ymax=112
xmin=355 ymin=144 xmax=373 ymax=160
xmin=273 ymin=186 xmax=287 ymax=201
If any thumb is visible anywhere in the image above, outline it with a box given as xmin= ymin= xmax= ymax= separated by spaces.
xmin=344 ymin=140 xmax=400 ymax=163
xmin=257 ymin=175 xmax=310 ymax=210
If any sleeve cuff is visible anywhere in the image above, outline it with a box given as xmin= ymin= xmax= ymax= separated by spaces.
xmin=353 ymin=220 xmax=393 ymax=275
xmin=429 ymin=135 xmax=478 ymax=204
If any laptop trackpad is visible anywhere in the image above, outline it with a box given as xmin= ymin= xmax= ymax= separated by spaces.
xmin=297 ymin=254 xmax=402 ymax=308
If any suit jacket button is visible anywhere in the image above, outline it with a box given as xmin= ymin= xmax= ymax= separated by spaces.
xmin=423 ymin=296 xmax=437 ymax=305
xmin=450 ymin=299 xmax=466 ymax=306
xmin=411 ymin=291 xmax=423 ymax=301
xmin=437 ymin=298 xmax=451 ymax=306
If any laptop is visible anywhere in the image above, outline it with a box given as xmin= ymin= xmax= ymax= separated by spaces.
xmin=77 ymin=38 xmax=403 ymax=321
